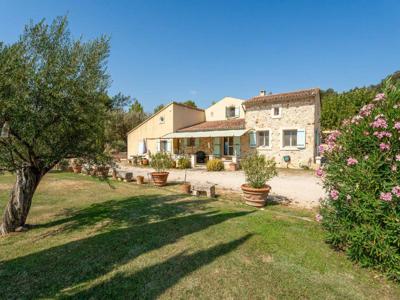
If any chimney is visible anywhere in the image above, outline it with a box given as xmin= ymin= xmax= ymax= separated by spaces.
xmin=259 ymin=90 xmax=266 ymax=96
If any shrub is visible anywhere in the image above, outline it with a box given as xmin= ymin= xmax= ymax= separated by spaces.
xmin=206 ymin=159 xmax=224 ymax=171
xmin=318 ymin=81 xmax=400 ymax=281
xmin=241 ymin=152 xmax=277 ymax=188
xmin=150 ymin=152 xmax=173 ymax=172
xmin=176 ymin=157 xmax=191 ymax=169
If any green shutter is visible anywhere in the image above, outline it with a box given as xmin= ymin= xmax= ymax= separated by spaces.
xmin=213 ymin=137 xmax=221 ymax=156
xmin=195 ymin=138 xmax=200 ymax=147
xmin=249 ymin=131 xmax=257 ymax=147
xmin=234 ymin=136 xmax=241 ymax=156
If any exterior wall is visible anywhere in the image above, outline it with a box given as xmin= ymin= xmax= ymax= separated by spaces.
xmin=127 ymin=103 xmax=204 ymax=157
xmin=245 ymin=97 xmax=319 ymax=168
xmin=205 ymin=97 xmax=245 ymax=121
xmin=173 ymin=105 xmax=205 ymax=130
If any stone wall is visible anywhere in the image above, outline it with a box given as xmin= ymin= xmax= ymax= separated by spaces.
xmin=245 ymin=97 xmax=319 ymax=168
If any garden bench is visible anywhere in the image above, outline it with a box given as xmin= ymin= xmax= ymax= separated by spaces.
xmin=191 ymin=183 xmax=216 ymax=198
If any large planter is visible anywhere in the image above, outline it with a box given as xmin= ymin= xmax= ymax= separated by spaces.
xmin=151 ymin=172 xmax=169 ymax=186
xmin=241 ymin=184 xmax=271 ymax=208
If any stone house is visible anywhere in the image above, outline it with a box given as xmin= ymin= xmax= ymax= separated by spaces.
xmin=127 ymin=89 xmax=321 ymax=168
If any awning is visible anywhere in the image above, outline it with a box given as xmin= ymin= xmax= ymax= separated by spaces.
xmin=162 ymin=129 xmax=249 ymax=139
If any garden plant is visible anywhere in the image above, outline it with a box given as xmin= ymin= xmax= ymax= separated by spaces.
xmin=318 ymin=81 xmax=400 ymax=281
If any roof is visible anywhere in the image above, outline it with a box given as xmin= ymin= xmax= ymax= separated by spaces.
xmin=244 ymin=88 xmax=320 ymax=108
xmin=177 ymin=118 xmax=245 ymax=132
xmin=163 ymin=129 xmax=248 ymax=139
xmin=127 ymin=102 xmax=204 ymax=135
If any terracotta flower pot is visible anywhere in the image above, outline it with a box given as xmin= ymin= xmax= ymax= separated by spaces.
xmin=241 ymin=184 xmax=271 ymax=208
xmin=181 ymin=183 xmax=191 ymax=194
xmin=72 ymin=165 xmax=82 ymax=174
xmin=228 ymin=162 xmax=237 ymax=171
xmin=136 ymin=175 xmax=144 ymax=185
xmin=151 ymin=172 xmax=169 ymax=186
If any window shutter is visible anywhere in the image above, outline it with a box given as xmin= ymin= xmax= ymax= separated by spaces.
xmin=249 ymin=131 xmax=257 ymax=147
xmin=156 ymin=140 xmax=161 ymax=152
xmin=183 ymin=138 xmax=188 ymax=147
xmin=213 ymin=137 xmax=221 ymax=156
xmin=297 ymin=129 xmax=306 ymax=148
xmin=234 ymin=136 xmax=241 ymax=156
xmin=195 ymin=138 xmax=200 ymax=147
xmin=225 ymin=107 xmax=228 ymax=118
xmin=235 ymin=106 xmax=240 ymax=117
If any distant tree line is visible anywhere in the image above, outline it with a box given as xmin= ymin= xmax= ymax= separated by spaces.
xmin=321 ymin=71 xmax=400 ymax=130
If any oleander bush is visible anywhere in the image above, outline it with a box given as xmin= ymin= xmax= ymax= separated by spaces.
xmin=206 ymin=159 xmax=224 ymax=171
xmin=317 ymin=81 xmax=400 ymax=281
xmin=176 ymin=157 xmax=191 ymax=169
xmin=150 ymin=152 xmax=173 ymax=172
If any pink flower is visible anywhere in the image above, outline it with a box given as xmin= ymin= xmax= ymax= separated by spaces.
xmin=318 ymin=145 xmax=325 ymax=155
xmin=316 ymin=167 xmax=324 ymax=177
xmin=359 ymin=103 xmax=375 ymax=117
xmin=330 ymin=189 xmax=339 ymax=200
xmin=363 ymin=131 xmax=370 ymax=136
xmin=396 ymin=154 xmax=400 ymax=161
xmin=351 ymin=115 xmax=363 ymax=124
xmin=379 ymin=143 xmax=390 ymax=151
xmin=394 ymin=122 xmax=400 ymax=130
xmin=392 ymin=186 xmax=400 ymax=197
xmin=373 ymin=131 xmax=392 ymax=139
xmin=315 ymin=214 xmax=323 ymax=222
xmin=373 ymin=93 xmax=386 ymax=101
xmin=371 ymin=117 xmax=388 ymax=129
xmin=347 ymin=157 xmax=358 ymax=166
xmin=380 ymin=192 xmax=392 ymax=202
xmin=392 ymin=165 xmax=398 ymax=172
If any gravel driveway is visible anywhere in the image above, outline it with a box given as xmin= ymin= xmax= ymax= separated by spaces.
xmin=119 ymin=166 xmax=325 ymax=209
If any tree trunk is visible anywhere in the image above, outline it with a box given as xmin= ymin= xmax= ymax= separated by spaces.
xmin=0 ymin=166 xmax=42 ymax=235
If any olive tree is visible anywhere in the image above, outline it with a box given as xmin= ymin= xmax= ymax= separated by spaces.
xmin=0 ymin=17 xmax=110 ymax=234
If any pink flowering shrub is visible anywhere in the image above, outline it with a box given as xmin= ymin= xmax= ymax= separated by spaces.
xmin=319 ymin=81 xmax=400 ymax=281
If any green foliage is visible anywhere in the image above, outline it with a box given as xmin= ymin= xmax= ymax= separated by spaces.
xmin=150 ymin=152 xmax=173 ymax=172
xmin=319 ymin=81 xmax=400 ymax=280
xmin=0 ymin=16 xmax=110 ymax=173
xmin=321 ymin=88 xmax=376 ymax=130
xmin=153 ymin=104 xmax=165 ymax=114
xmin=176 ymin=156 xmax=191 ymax=169
xmin=241 ymin=153 xmax=277 ymax=188
xmin=180 ymin=100 xmax=197 ymax=108
xmin=206 ymin=159 xmax=224 ymax=171
xmin=130 ymin=99 xmax=144 ymax=114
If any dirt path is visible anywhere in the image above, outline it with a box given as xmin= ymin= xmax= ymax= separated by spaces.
xmin=119 ymin=166 xmax=325 ymax=209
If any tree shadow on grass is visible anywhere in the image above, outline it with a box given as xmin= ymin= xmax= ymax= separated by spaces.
xmin=0 ymin=193 xmax=252 ymax=299
xmin=70 ymin=234 xmax=253 ymax=299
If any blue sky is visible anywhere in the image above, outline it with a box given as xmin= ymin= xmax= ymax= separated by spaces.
xmin=1 ymin=0 xmax=399 ymax=111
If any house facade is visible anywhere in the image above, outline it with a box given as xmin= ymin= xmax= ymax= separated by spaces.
xmin=127 ymin=89 xmax=321 ymax=168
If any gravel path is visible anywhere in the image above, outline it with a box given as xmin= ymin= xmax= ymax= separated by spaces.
xmin=119 ymin=166 xmax=325 ymax=209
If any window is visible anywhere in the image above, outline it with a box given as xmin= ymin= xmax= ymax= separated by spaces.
xmin=159 ymin=116 xmax=165 ymax=124
xmin=226 ymin=106 xmax=239 ymax=118
xmin=223 ymin=137 xmax=234 ymax=156
xmin=272 ymin=106 xmax=281 ymax=118
xmin=187 ymin=138 xmax=195 ymax=147
xmin=258 ymin=131 xmax=270 ymax=147
xmin=160 ymin=140 xmax=168 ymax=152
xmin=283 ymin=130 xmax=298 ymax=147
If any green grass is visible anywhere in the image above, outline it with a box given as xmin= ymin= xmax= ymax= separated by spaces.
xmin=0 ymin=172 xmax=399 ymax=299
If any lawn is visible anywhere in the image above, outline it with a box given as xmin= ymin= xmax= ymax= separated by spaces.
xmin=0 ymin=173 xmax=399 ymax=299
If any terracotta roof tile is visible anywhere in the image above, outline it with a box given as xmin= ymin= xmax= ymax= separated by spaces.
xmin=177 ymin=119 xmax=245 ymax=132
xmin=244 ymin=88 xmax=319 ymax=107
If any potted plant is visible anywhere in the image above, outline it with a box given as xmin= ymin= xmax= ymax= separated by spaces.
xmin=141 ymin=157 xmax=149 ymax=166
xmin=71 ymin=158 xmax=83 ymax=174
xmin=150 ymin=152 xmax=173 ymax=186
xmin=181 ymin=169 xmax=191 ymax=194
xmin=136 ymin=175 xmax=144 ymax=184
xmin=240 ymin=153 xmax=277 ymax=207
